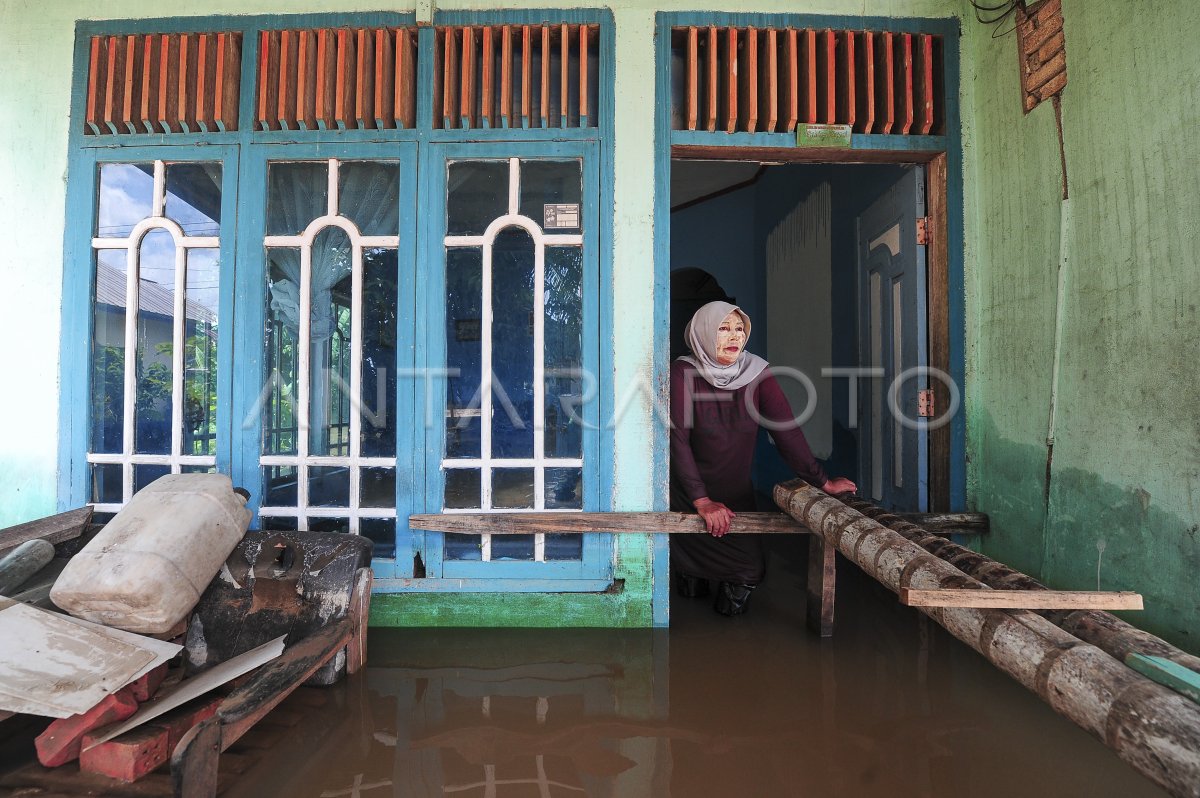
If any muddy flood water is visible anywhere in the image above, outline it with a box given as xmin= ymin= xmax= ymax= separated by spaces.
xmin=217 ymin=537 xmax=1168 ymax=798
xmin=0 ymin=537 xmax=1173 ymax=797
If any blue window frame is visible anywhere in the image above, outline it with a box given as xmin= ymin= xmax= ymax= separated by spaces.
xmin=59 ymin=10 xmax=616 ymax=592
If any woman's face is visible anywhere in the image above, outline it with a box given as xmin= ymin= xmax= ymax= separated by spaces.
xmin=714 ymin=311 xmax=747 ymax=365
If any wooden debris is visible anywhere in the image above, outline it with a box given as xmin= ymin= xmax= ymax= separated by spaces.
xmin=35 ymin=687 xmax=139 ymax=767
xmin=1126 ymin=654 xmax=1200 ymax=706
xmin=0 ymin=507 xmax=92 ymax=557
xmin=900 ymin=587 xmax=1143 ymax=610
xmin=0 ymin=539 xmax=55 ymax=594
xmin=80 ymin=724 xmax=169 ymax=782
xmin=410 ymin=511 xmax=809 ymax=535
xmin=892 ymin=511 xmax=989 ymax=535
xmin=775 ymin=478 xmax=1200 ymax=798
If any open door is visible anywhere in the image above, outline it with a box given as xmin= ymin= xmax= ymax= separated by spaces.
xmin=856 ymin=167 xmax=928 ymax=511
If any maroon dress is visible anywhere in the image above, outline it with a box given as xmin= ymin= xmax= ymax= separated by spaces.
xmin=670 ymin=358 xmax=828 ymax=584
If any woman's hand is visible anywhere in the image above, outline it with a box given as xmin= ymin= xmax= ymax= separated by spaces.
xmin=693 ymin=497 xmax=735 ymax=537
xmin=821 ymin=477 xmax=857 ymax=496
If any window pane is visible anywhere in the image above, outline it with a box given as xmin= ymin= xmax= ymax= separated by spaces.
xmin=519 ymin=160 xmax=582 ymax=234
xmin=310 ymin=228 xmax=353 ymax=457
xmin=267 ymin=162 xmax=328 ymax=236
xmin=545 ymin=246 xmax=584 ymax=459
xmin=362 ymin=248 xmax=398 ymax=457
xmin=491 ymin=534 xmax=534 ymax=561
xmin=446 ymin=248 xmax=482 ymax=459
xmin=339 ymin=162 xmax=400 ymax=236
xmin=165 ymin=162 xmax=222 ymax=236
xmin=91 ymin=250 xmax=127 ymax=454
xmin=492 ymin=228 xmax=534 ymax=458
xmin=545 ymin=534 xmax=583 ymax=561
xmin=134 ymin=463 xmax=170 ymax=493
xmin=445 ymin=533 xmax=482 ymax=561
xmin=264 ymin=252 xmax=299 ymax=456
xmin=183 ymin=249 xmax=219 ymax=456
xmin=134 ymin=230 xmax=176 ymax=455
xmin=180 ymin=465 xmax=216 ymax=474
xmin=97 ymin=163 xmax=153 ymax=238
xmin=262 ymin=516 xmax=298 ymax=532
xmin=262 ymin=466 xmax=298 ymax=507
xmin=361 ymin=468 xmax=395 ymax=508
xmin=447 ymin=160 xmax=508 ymax=236
xmin=90 ymin=463 xmax=122 ymax=504
xmin=492 ymin=468 xmax=534 ymax=510
xmin=309 ymin=517 xmax=349 ymax=534
xmin=545 ymin=467 xmax=582 ymax=510
xmin=360 ymin=517 xmax=396 ymax=558
xmin=309 ymin=466 xmax=350 ymax=507
xmin=445 ymin=468 xmax=481 ymax=510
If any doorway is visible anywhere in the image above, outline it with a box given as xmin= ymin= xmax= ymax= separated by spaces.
xmin=669 ymin=158 xmax=936 ymax=512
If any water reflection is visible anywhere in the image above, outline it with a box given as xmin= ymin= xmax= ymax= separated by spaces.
xmin=227 ymin=539 xmax=1168 ymax=798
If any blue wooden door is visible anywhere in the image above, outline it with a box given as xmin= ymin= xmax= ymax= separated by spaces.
xmin=856 ymin=167 xmax=928 ymax=511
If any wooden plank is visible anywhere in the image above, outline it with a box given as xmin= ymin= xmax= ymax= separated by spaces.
xmin=195 ymin=33 xmax=214 ymax=132
xmin=838 ymin=29 xmax=855 ymax=129
xmin=539 ymin=25 xmax=549 ymax=128
xmin=924 ymin=153 xmax=949 ymax=513
xmin=821 ymin=28 xmax=835 ymax=124
xmin=917 ymin=33 xmax=934 ymax=135
xmin=256 ymin=30 xmax=276 ymax=131
xmin=373 ymin=28 xmax=393 ymax=129
xmin=1125 ymin=654 xmax=1200 ymax=705
xmin=0 ymin=540 xmax=54 ymax=595
xmin=707 ymin=25 xmax=721 ymax=131
xmin=354 ymin=27 xmax=374 ymax=129
xmin=807 ymin=533 xmax=836 ymax=637
xmin=212 ymin=33 xmax=235 ymax=133
xmin=121 ymin=34 xmax=139 ymax=134
xmin=315 ymin=29 xmax=334 ymax=129
xmin=782 ymin=28 xmax=798 ymax=133
xmin=441 ymin=27 xmax=458 ymax=129
xmin=395 ymin=28 xmax=415 ymax=128
xmin=160 ymin=33 xmax=180 ymax=133
xmin=409 ymin=511 xmax=811 ymax=535
xmin=761 ymin=28 xmax=778 ymax=132
xmin=802 ymin=28 xmax=816 ymax=124
xmin=898 ymin=32 xmax=914 ymax=134
xmin=0 ymin=507 xmax=92 ymax=557
xmin=178 ymin=32 xmax=196 ymax=133
xmin=520 ymin=25 xmax=531 ymax=128
xmin=685 ymin=26 xmax=698 ymax=130
xmin=899 ymin=588 xmax=1144 ymax=611
xmin=171 ymin=716 xmax=221 ymax=798
xmin=738 ymin=27 xmax=757 ymax=132
xmin=297 ymin=29 xmax=317 ymax=130
xmin=103 ymin=35 xmax=124 ymax=134
xmin=334 ymin=28 xmax=355 ymax=129
xmin=878 ymin=31 xmax=894 ymax=134
xmin=346 ymin=568 xmax=372 ymax=675
xmin=275 ymin=29 xmax=293 ymax=129
xmin=579 ymin=24 xmax=590 ymax=126
xmin=560 ymin=23 xmax=569 ymax=127
xmin=481 ymin=26 xmax=495 ymax=128
xmin=724 ymin=27 xmax=738 ymax=132
xmin=856 ymin=30 xmax=874 ymax=133
xmin=85 ymin=36 xmax=106 ymax=134
xmin=461 ymin=26 xmax=477 ymax=129
xmin=500 ymin=25 xmax=512 ymax=127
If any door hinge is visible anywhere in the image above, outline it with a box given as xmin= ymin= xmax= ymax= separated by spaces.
xmin=916 ymin=216 xmax=931 ymax=246
xmin=918 ymin=389 xmax=935 ymax=417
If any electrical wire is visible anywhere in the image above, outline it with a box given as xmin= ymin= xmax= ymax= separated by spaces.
xmin=968 ymin=0 xmax=1019 ymax=38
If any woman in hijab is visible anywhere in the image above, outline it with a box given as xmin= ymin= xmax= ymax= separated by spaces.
xmin=671 ymin=301 xmax=856 ymax=616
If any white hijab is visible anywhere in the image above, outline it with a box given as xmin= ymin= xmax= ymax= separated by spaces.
xmin=678 ymin=301 xmax=769 ymax=390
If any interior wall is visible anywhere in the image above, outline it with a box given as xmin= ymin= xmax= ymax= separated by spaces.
xmin=966 ymin=0 xmax=1200 ymax=650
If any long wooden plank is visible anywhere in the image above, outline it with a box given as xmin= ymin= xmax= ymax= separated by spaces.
xmin=138 ymin=34 xmax=158 ymax=133
xmin=178 ymin=33 xmax=196 ymax=133
xmin=355 ymin=28 xmax=375 ymax=129
xmin=900 ymin=588 xmax=1144 ymax=611
xmin=807 ymin=534 xmax=836 ymax=637
xmin=462 ymin=26 xmax=477 ymax=129
xmin=85 ymin=36 xmax=106 ymax=134
xmin=215 ymin=33 xmax=240 ymax=132
xmin=802 ymin=28 xmax=817 ymax=124
xmin=410 ymin=511 xmax=812 ymax=535
xmin=256 ymin=30 xmax=276 ymax=131
xmin=195 ymin=33 xmax=216 ymax=132
xmin=373 ymin=28 xmax=393 ymax=129
xmin=762 ymin=28 xmax=777 ymax=132
xmin=500 ymin=25 xmax=512 ymax=127
xmin=724 ymin=27 xmax=738 ymax=132
xmin=926 ymin=153 xmax=951 ymax=510
xmin=441 ymin=27 xmax=458 ymax=129
xmin=1125 ymin=654 xmax=1200 ymax=706
xmin=103 ymin=35 xmax=124 ymax=135
xmin=560 ymin=24 xmax=569 ymax=127
xmin=705 ymin=26 xmax=715 ymax=130
xmin=838 ymin=29 xmax=855 ymax=129
xmin=315 ymin=29 xmax=334 ymax=129
xmin=895 ymin=510 xmax=986 ymax=533
xmin=579 ymin=24 xmax=590 ymax=126
xmin=520 ymin=25 xmax=531 ymax=127
xmin=395 ymin=28 xmax=414 ymax=128
xmin=739 ymin=27 xmax=757 ymax=132
xmin=917 ymin=33 xmax=934 ymax=135
xmin=297 ymin=29 xmax=317 ymax=130
xmin=0 ymin=507 xmax=92 ymax=559
xmin=481 ymin=26 xmax=495 ymax=128
xmin=856 ymin=30 xmax=874 ymax=133
xmin=685 ymin=26 xmax=698 ymax=130
xmin=897 ymin=32 xmax=913 ymax=135
xmin=821 ymin=28 xmax=836 ymax=124
xmin=160 ymin=34 xmax=179 ymax=133
xmin=539 ymin=25 xmax=549 ymax=128
xmin=782 ymin=28 xmax=798 ymax=133
xmin=878 ymin=31 xmax=894 ymax=134
xmin=275 ymin=29 xmax=294 ymax=131
xmin=334 ymin=28 xmax=356 ymax=130
xmin=121 ymin=34 xmax=139 ymax=134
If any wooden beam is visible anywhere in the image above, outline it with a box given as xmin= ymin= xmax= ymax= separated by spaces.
xmin=685 ymin=26 xmax=698 ymax=130
xmin=0 ymin=507 xmax=92 ymax=557
xmin=900 ymin=588 xmax=1143 ymax=611
xmin=1125 ymin=654 xmax=1200 ymax=706
xmin=409 ymin=511 xmax=811 ymax=535
xmin=705 ymin=25 xmax=719 ymax=131
xmin=807 ymin=534 xmax=836 ymax=637
xmin=926 ymin=152 xmax=951 ymax=511
xmin=893 ymin=511 xmax=986 ymax=533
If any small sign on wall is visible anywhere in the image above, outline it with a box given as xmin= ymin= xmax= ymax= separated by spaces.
xmin=544 ymin=203 xmax=580 ymax=229
xmin=796 ymin=123 xmax=852 ymax=148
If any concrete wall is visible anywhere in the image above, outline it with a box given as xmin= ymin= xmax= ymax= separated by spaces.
xmin=965 ymin=0 xmax=1200 ymax=650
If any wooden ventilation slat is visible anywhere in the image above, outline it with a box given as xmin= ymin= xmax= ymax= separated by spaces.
xmin=670 ymin=25 xmax=944 ymax=137
xmin=253 ymin=25 xmax=415 ymax=131
xmin=85 ymin=31 xmax=241 ymax=136
xmin=434 ymin=23 xmax=600 ymax=130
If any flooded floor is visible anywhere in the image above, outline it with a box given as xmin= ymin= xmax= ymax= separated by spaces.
xmin=224 ymin=537 xmax=1167 ymax=798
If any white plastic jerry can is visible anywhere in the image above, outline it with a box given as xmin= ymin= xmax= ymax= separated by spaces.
xmin=51 ymin=473 xmax=252 ymax=634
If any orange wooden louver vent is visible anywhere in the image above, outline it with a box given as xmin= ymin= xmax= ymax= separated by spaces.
xmin=435 ymin=24 xmax=600 ymax=130
xmin=255 ymin=27 xmax=418 ymax=130
xmin=85 ymin=33 xmax=242 ymax=135
xmin=671 ymin=26 xmax=944 ymax=135
xmin=1016 ymin=0 xmax=1066 ymax=113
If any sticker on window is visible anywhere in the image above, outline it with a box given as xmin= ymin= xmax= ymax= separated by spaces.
xmin=544 ymin=203 xmax=580 ymax=229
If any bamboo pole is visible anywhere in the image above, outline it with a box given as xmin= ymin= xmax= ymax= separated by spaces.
xmin=774 ymin=479 xmax=1200 ymax=798
xmin=840 ymin=497 xmax=1200 ymax=676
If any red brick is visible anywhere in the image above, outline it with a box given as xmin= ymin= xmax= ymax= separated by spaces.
xmin=128 ymin=663 xmax=168 ymax=702
xmin=156 ymin=695 xmax=221 ymax=750
xmin=80 ymin=725 xmax=169 ymax=782
xmin=35 ymin=688 xmax=138 ymax=767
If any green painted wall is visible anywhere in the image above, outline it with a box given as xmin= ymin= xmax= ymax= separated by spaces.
xmin=0 ymin=0 xmax=959 ymax=627
xmin=965 ymin=0 xmax=1200 ymax=651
